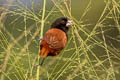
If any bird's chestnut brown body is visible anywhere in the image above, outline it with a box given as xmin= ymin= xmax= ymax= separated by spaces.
xmin=39 ymin=28 xmax=67 ymax=58
xmin=39 ymin=17 xmax=72 ymax=64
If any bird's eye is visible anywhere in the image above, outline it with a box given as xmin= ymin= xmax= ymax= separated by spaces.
xmin=61 ymin=20 xmax=65 ymax=24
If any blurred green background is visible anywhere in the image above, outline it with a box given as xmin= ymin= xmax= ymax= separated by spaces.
xmin=0 ymin=0 xmax=120 ymax=80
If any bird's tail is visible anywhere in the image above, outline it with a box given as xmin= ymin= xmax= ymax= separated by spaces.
xmin=39 ymin=47 xmax=49 ymax=58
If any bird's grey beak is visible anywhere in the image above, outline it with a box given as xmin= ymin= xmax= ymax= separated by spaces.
xmin=66 ymin=20 xmax=72 ymax=27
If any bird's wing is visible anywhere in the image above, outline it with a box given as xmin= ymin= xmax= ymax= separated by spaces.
xmin=43 ymin=28 xmax=67 ymax=49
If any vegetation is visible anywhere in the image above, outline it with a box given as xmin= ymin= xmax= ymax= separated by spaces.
xmin=0 ymin=0 xmax=120 ymax=80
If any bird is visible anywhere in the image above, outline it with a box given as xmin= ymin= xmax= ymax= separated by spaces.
xmin=39 ymin=17 xmax=72 ymax=66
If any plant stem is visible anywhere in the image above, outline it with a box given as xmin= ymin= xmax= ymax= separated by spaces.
xmin=36 ymin=0 xmax=46 ymax=80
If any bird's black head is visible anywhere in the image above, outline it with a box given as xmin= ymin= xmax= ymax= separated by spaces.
xmin=51 ymin=17 xmax=72 ymax=33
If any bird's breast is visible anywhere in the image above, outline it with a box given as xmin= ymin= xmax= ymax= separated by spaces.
xmin=43 ymin=28 xmax=67 ymax=49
